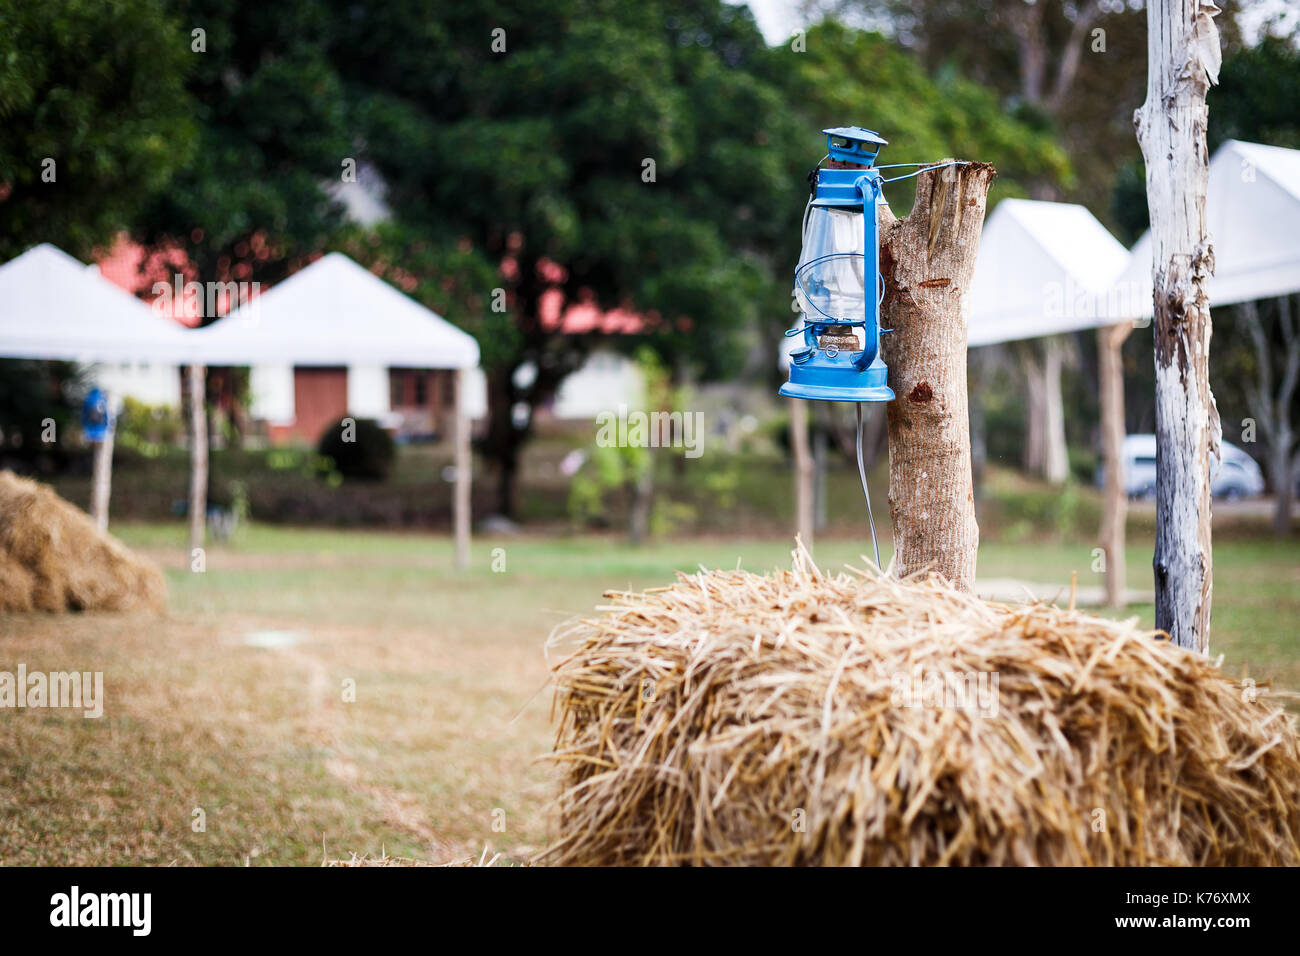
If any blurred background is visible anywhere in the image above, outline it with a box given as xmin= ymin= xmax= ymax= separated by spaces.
xmin=1 ymin=0 xmax=1298 ymax=865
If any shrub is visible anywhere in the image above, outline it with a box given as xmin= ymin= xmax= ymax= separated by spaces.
xmin=317 ymin=417 xmax=395 ymax=481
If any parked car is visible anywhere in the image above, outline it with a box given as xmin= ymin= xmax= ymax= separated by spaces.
xmin=1098 ymin=434 xmax=1265 ymax=500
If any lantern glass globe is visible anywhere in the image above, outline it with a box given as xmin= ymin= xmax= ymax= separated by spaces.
xmin=795 ymin=205 xmax=866 ymax=323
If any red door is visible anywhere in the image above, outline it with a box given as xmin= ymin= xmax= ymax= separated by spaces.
xmin=292 ymin=367 xmax=349 ymax=444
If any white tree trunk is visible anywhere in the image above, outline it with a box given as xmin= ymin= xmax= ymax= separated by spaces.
xmin=880 ymin=161 xmax=996 ymax=591
xmin=1135 ymin=0 xmax=1222 ymax=652
xmin=1042 ymin=337 xmax=1069 ymax=484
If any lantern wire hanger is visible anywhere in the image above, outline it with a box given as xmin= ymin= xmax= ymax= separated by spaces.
xmin=856 ymin=403 xmax=882 ymax=569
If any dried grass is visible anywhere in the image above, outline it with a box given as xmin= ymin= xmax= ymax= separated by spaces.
xmin=0 ymin=470 xmax=166 ymax=613
xmin=542 ymin=546 xmax=1300 ymax=866
xmin=324 ymin=848 xmax=505 ymax=867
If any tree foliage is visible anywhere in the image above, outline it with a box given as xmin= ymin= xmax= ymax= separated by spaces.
xmin=0 ymin=0 xmax=196 ymax=259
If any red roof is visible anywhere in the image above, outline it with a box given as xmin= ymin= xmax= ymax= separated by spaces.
xmin=98 ymin=235 xmax=651 ymax=334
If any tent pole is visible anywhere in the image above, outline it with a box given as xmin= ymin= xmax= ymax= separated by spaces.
xmin=454 ymin=368 xmax=471 ymax=570
xmin=90 ymin=389 xmax=114 ymax=531
xmin=1098 ymin=322 xmax=1131 ymax=608
xmin=188 ymin=363 xmax=208 ymax=559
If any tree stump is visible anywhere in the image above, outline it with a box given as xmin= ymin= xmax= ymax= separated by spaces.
xmin=879 ymin=162 xmax=996 ymax=591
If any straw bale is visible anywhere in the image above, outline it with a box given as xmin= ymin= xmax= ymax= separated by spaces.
xmin=543 ymin=548 xmax=1300 ymax=866
xmin=0 ymin=470 xmax=166 ymax=613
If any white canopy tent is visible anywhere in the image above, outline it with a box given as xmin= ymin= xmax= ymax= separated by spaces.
xmin=968 ymin=198 xmax=1132 ymax=347
xmin=193 ymin=251 xmax=479 ymax=367
xmin=1111 ymin=140 xmax=1300 ymax=314
xmin=967 ymin=197 xmax=1133 ymax=491
xmin=193 ymin=252 xmax=481 ymax=568
xmin=0 ymin=243 xmax=197 ymax=364
xmin=966 ymin=198 xmax=1136 ymax=606
xmin=0 ymin=243 xmax=201 ymax=530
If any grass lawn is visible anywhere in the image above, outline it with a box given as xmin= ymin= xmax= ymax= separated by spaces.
xmin=1 ymin=522 xmax=1297 ymax=865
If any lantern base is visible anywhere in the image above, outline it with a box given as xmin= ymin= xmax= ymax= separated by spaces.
xmin=781 ymin=351 xmax=895 ymax=403
xmin=779 ymin=380 xmax=896 ymax=403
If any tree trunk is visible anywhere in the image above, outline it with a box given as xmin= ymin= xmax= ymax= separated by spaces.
xmin=453 ymin=368 xmax=472 ymax=570
xmin=1271 ymin=438 xmax=1293 ymax=535
xmin=628 ymin=458 xmax=653 ymax=546
xmin=1135 ymin=0 xmax=1221 ymax=652
xmin=485 ymin=365 xmax=521 ymax=518
xmin=1017 ymin=338 xmax=1070 ymax=483
xmin=1239 ymin=297 xmax=1299 ymax=537
xmin=188 ymin=363 xmax=208 ymax=558
xmin=1277 ymin=295 xmax=1299 ymax=536
xmin=968 ymin=348 xmax=989 ymax=491
xmin=1098 ymin=322 xmax=1132 ymax=608
xmin=1042 ymin=337 xmax=1069 ymax=483
xmin=812 ymin=418 xmax=828 ymax=531
xmin=880 ymin=161 xmax=996 ymax=591
xmin=790 ymin=397 xmax=814 ymax=549
xmin=1018 ymin=341 xmax=1048 ymax=475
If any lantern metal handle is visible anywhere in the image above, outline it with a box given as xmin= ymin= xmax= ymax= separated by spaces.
xmin=852 ymin=175 xmax=882 ymax=371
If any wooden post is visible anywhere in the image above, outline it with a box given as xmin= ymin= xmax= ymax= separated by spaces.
xmin=188 ymin=363 xmax=208 ymax=558
xmin=454 ymin=367 xmax=472 ymax=570
xmin=1135 ymin=0 xmax=1221 ymax=652
xmin=790 ymin=397 xmax=814 ymax=550
xmin=1098 ymin=322 xmax=1132 ymax=608
xmin=90 ymin=391 xmax=113 ymax=532
xmin=879 ymin=161 xmax=996 ymax=591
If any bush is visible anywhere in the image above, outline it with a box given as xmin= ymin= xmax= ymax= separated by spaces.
xmin=317 ymin=417 xmax=395 ymax=481
xmin=117 ymin=397 xmax=184 ymax=457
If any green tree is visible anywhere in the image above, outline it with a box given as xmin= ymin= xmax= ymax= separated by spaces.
xmin=333 ymin=0 xmax=802 ymax=516
xmin=819 ymin=0 xmax=1156 ymax=217
xmin=770 ymin=21 xmax=1072 ymax=212
xmin=132 ymin=0 xmax=353 ymax=314
xmin=0 ymin=0 xmax=196 ymax=259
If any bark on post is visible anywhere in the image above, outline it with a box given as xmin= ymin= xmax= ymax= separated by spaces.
xmin=790 ymin=397 xmax=814 ymax=550
xmin=1135 ymin=0 xmax=1221 ymax=652
xmin=1098 ymin=322 xmax=1132 ymax=608
xmin=879 ymin=161 xmax=996 ymax=591
xmin=90 ymin=391 xmax=113 ymax=532
xmin=453 ymin=368 xmax=472 ymax=570
xmin=187 ymin=363 xmax=208 ymax=559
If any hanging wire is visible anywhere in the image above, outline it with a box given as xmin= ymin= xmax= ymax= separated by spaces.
xmin=855 ymin=403 xmax=882 ymax=570
xmin=876 ymin=159 xmax=970 ymax=185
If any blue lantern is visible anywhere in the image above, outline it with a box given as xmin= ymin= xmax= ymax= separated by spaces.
xmin=82 ymin=388 xmax=112 ymax=442
xmin=781 ymin=126 xmax=895 ymax=404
